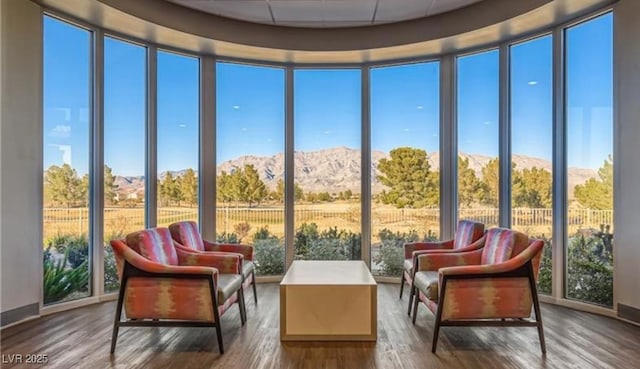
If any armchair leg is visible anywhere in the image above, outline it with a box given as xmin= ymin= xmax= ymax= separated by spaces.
xmin=251 ymin=270 xmax=258 ymax=304
xmin=238 ymin=288 xmax=247 ymax=326
xmin=407 ymin=285 xmax=415 ymax=316
xmin=399 ymin=272 xmax=405 ymax=299
xmin=411 ymin=291 xmax=419 ymax=324
xmin=529 ymin=270 xmax=546 ymax=354
xmin=110 ymin=278 xmax=127 ymax=354
xmin=432 ymin=303 xmax=444 ymax=353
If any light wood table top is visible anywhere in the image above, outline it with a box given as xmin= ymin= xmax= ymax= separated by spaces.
xmin=280 ymin=260 xmax=377 ymax=286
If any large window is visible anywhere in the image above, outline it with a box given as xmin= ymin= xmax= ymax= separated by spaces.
xmin=40 ymin=11 xmax=617 ymax=312
xmin=370 ymin=62 xmax=440 ymax=277
xmin=103 ymin=37 xmax=147 ymax=293
xmin=43 ymin=16 xmax=92 ymax=305
xmin=565 ymin=14 xmax=614 ymax=307
xmin=457 ymin=50 xmax=500 ymax=227
xmin=510 ymin=35 xmax=553 ymax=294
xmin=294 ymin=69 xmax=361 ymax=261
xmin=157 ymin=51 xmax=199 ymax=227
xmin=216 ymin=63 xmax=285 ymax=275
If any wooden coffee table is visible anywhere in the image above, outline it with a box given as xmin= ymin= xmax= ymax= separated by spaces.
xmin=280 ymin=260 xmax=377 ymax=341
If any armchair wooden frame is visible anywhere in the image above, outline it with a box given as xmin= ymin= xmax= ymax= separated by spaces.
xmin=412 ymin=259 xmax=546 ymax=354
xmin=110 ymin=260 xmax=246 ymax=355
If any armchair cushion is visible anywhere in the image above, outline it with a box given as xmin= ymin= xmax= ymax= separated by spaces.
xmin=217 ymin=274 xmax=243 ymax=305
xmin=453 ymin=220 xmax=485 ymax=249
xmin=169 ymin=221 xmax=205 ymax=251
xmin=403 ymin=258 xmax=414 ymax=273
xmin=414 ymin=272 xmax=440 ymax=301
xmin=242 ymin=261 xmax=255 ymax=279
xmin=481 ymin=228 xmax=530 ymax=265
xmin=125 ymin=228 xmax=179 ymax=266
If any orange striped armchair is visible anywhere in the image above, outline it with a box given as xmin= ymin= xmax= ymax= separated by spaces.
xmin=169 ymin=221 xmax=258 ymax=304
xmin=401 ymin=220 xmax=485 ymax=315
xmin=109 ymin=227 xmax=246 ymax=354
xmin=411 ymin=228 xmax=546 ymax=353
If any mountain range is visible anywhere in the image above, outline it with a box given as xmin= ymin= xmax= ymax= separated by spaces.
xmin=114 ymin=147 xmax=597 ymax=195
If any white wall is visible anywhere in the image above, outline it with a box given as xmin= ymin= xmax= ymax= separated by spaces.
xmin=614 ymin=0 xmax=640 ymax=314
xmin=0 ymin=0 xmax=42 ymax=317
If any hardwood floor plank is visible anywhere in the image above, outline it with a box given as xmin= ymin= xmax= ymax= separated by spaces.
xmin=1 ymin=283 xmax=639 ymax=369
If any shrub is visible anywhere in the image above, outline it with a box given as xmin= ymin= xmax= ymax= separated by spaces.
xmin=216 ymin=232 xmax=240 ymax=244
xmin=104 ymin=230 xmax=126 ymax=292
xmin=294 ymin=223 xmax=361 ymax=260
xmin=252 ymin=227 xmax=285 ymax=275
xmin=566 ymin=231 xmax=613 ymax=307
xmin=43 ymin=246 xmax=89 ymax=304
xmin=254 ymin=238 xmax=285 ymax=275
xmin=47 ymin=234 xmax=89 ymax=269
xmin=536 ymin=238 xmax=553 ymax=295
xmin=372 ymin=229 xmax=437 ymax=277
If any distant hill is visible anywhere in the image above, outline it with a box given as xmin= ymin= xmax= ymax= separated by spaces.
xmin=114 ymin=147 xmax=597 ymax=196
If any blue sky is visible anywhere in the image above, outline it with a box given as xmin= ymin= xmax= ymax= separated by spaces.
xmin=43 ymin=13 xmax=613 ymax=177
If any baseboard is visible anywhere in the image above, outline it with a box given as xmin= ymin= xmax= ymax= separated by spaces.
xmin=618 ymin=303 xmax=640 ymax=324
xmin=0 ymin=303 xmax=39 ymax=327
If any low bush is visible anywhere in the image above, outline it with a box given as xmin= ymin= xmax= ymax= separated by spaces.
xmin=43 ymin=246 xmax=89 ymax=304
xmin=373 ymin=229 xmax=438 ymax=277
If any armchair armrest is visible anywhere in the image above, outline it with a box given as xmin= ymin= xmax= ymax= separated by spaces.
xmin=404 ymin=240 xmax=454 ymax=259
xmin=203 ymin=240 xmax=254 ymax=261
xmin=439 ymin=239 xmax=544 ymax=278
xmin=175 ymin=245 xmax=242 ymax=274
xmin=110 ymin=239 xmax=218 ymax=283
xmin=416 ymin=248 xmax=483 ymax=272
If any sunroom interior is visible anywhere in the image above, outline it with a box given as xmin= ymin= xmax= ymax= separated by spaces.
xmin=1 ymin=0 xmax=640 ymax=368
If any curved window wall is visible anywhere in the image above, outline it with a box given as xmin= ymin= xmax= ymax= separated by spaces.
xmin=293 ymin=69 xmax=362 ymax=261
xmin=509 ymin=35 xmax=554 ymax=294
xmin=216 ymin=62 xmax=286 ymax=275
xmin=102 ymin=37 xmax=147 ymax=293
xmin=370 ymin=62 xmax=440 ymax=277
xmin=565 ymin=14 xmax=614 ymax=307
xmin=156 ymin=51 xmax=200 ymax=228
xmin=457 ymin=50 xmax=500 ymax=228
xmin=41 ymin=11 xmax=615 ymax=312
xmin=43 ymin=16 xmax=92 ymax=304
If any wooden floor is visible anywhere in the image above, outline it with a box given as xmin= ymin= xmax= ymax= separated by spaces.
xmin=2 ymin=283 xmax=639 ymax=369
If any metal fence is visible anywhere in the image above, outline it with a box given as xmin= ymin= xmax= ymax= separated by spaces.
xmin=43 ymin=206 xmax=614 ymax=241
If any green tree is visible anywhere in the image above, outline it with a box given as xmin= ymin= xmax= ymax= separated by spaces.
xmin=458 ymin=156 xmax=484 ymax=207
xmin=104 ymin=165 xmax=118 ymax=205
xmin=180 ymin=168 xmax=198 ymax=207
xmin=377 ymin=147 xmax=437 ymax=208
xmin=240 ymin=164 xmax=267 ymax=207
xmin=480 ymin=158 xmax=499 ymax=207
xmin=574 ymin=156 xmax=613 ymax=210
xmin=343 ymin=189 xmax=353 ymax=200
xmin=230 ymin=168 xmax=248 ymax=207
xmin=44 ymin=164 xmax=85 ymax=207
xmin=270 ymin=179 xmax=304 ymax=203
xmin=512 ymin=167 xmax=552 ymax=208
xmin=159 ymin=172 xmax=181 ymax=206
xmin=79 ymin=165 xmax=118 ymax=206
xmin=217 ymin=171 xmax=234 ymax=205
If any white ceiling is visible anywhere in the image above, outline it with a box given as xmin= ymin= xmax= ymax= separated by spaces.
xmin=167 ymin=0 xmax=485 ymax=28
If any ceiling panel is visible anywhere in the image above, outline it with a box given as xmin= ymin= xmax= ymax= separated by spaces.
xmin=270 ymin=1 xmax=325 ymax=22
xmin=323 ymin=0 xmax=377 ymax=23
xmin=168 ymin=0 xmax=486 ymax=27
xmin=427 ymin=0 xmax=484 ymax=15
xmin=374 ymin=0 xmax=429 ymax=23
xmin=172 ymin=0 xmax=273 ymax=23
